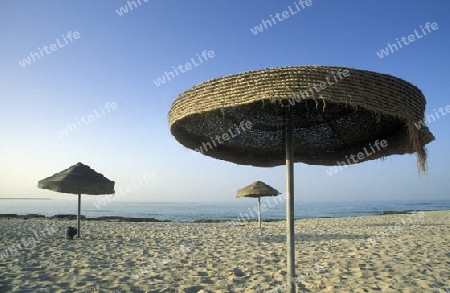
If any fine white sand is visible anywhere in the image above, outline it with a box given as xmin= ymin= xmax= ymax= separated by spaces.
xmin=0 ymin=210 xmax=449 ymax=292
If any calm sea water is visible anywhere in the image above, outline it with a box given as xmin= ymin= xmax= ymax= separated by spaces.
xmin=0 ymin=198 xmax=449 ymax=222
xmin=0 ymin=196 xmax=450 ymax=222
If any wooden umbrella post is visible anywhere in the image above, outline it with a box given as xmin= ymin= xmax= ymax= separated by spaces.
xmin=285 ymin=106 xmax=296 ymax=292
xmin=258 ymin=197 xmax=261 ymax=229
xmin=77 ymin=193 xmax=81 ymax=238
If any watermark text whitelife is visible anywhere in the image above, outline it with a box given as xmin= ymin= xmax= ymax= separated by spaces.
xmin=131 ymin=243 xmax=192 ymax=279
xmin=269 ymin=263 xmax=329 ymax=292
xmin=115 ymin=0 xmax=149 ymax=16
xmin=230 ymin=193 xmax=287 ymax=227
xmin=94 ymin=172 xmax=156 ymax=209
xmin=18 ymin=31 xmax=81 ymax=68
xmin=153 ymin=50 xmax=215 ymax=87
xmin=0 ymin=222 xmax=60 ymax=261
xmin=326 ymin=139 xmax=388 ymax=176
xmin=414 ymin=104 xmax=450 ymax=129
xmin=376 ymin=22 xmax=438 ymax=59
xmin=193 ymin=120 xmax=252 ymax=156
xmin=288 ymin=68 xmax=350 ymax=106
xmin=56 ymin=102 xmax=118 ymax=138
xmin=250 ymin=0 xmax=313 ymax=35
xmin=362 ymin=211 xmax=424 ymax=249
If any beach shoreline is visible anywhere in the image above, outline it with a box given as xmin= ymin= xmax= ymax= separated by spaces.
xmin=0 ymin=210 xmax=449 ymax=292
xmin=0 ymin=208 xmax=447 ymax=223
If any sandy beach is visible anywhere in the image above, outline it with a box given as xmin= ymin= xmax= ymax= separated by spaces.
xmin=0 ymin=210 xmax=448 ymax=292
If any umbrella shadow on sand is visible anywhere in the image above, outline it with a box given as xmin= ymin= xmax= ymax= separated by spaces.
xmin=259 ymin=233 xmax=368 ymax=244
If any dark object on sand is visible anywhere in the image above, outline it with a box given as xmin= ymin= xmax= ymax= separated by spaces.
xmin=381 ymin=210 xmax=413 ymax=215
xmin=65 ymin=226 xmax=78 ymax=240
xmin=0 ymin=214 xmax=18 ymax=218
xmin=89 ymin=216 xmax=168 ymax=222
xmin=49 ymin=214 xmax=86 ymax=220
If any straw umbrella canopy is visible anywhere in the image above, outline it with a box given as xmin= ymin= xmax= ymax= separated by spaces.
xmin=236 ymin=181 xmax=280 ymax=228
xmin=38 ymin=162 xmax=115 ymax=238
xmin=168 ymin=66 xmax=434 ymax=292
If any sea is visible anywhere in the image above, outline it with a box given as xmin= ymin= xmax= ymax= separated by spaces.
xmin=0 ymin=198 xmax=449 ymax=222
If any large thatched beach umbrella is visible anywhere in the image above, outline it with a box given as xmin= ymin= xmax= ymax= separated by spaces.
xmin=38 ymin=162 xmax=115 ymax=238
xmin=236 ymin=181 xmax=280 ymax=228
xmin=168 ymin=66 xmax=434 ymax=292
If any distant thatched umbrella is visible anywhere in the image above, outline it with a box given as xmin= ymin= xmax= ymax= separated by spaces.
xmin=236 ymin=181 xmax=280 ymax=228
xmin=38 ymin=162 xmax=114 ymax=238
xmin=169 ymin=66 xmax=434 ymax=292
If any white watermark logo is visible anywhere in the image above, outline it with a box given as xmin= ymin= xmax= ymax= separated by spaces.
xmin=288 ymin=69 xmax=350 ymax=106
xmin=250 ymin=0 xmax=313 ymax=35
xmin=56 ymin=102 xmax=118 ymax=138
xmin=268 ymin=262 xmax=329 ymax=292
xmin=376 ymin=22 xmax=438 ymax=59
xmin=152 ymin=50 xmax=215 ymax=87
xmin=229 ymin=193 xmax=287 ymax=227
xmin=0 ymin=222 xmax=60 ymax=261
xmin=193 ymin=120 xmax=252 ymax=156
xmin=414 ymin=104 xmax=450 ymax=130
xmin=93 ymin=172 xmax=156 ymax=210
xmin=325 ymin=139 xmax=389 ymax=176
xmin=131 ymin=243 xmax=192 ymax=279
xmin=362 ymin=211 xmax=424 ymax=249
xmin=115 ymin=0 xmax=149 ymax=16
xmin=18 ymin=31 xmax=81 ymax=68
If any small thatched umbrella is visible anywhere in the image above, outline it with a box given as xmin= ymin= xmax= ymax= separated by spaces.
xmin=236 ymin=181 xmax=280 ymax=228
xmin=38 ymin=162 xmax=115 ymax=238
xmin=168 ymin=66 xmax=434 ymax=292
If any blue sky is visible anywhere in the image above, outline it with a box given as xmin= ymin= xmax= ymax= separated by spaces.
xmin=0 ymin=1 xmax=449 ymax=203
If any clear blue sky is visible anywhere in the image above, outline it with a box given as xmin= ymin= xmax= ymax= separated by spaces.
xmin=0 ymin=1 xmax=449 ymax=202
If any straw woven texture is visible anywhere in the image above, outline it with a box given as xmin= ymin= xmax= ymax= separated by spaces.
xmin=236 ymin=181 xmax=281 ymax=198
xmin=169 ymin=66 xmax=434 ymax=171
xmin=38 ymin=162 xmax=115 ymax=195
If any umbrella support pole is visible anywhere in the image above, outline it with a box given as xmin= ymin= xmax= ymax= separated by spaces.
xmin=258 ymin=197 xmax=261 ymax=229
xmin=77 ymin=194 xmax=81 ymax=238
xmin=285 ymin=106 xmax=296 ymax=292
